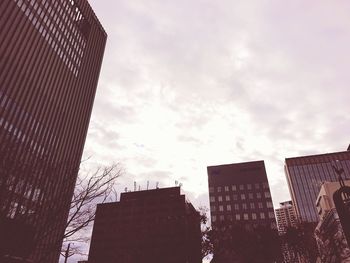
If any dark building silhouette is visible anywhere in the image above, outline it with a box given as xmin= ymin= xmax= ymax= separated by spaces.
xmin=208 ymin=160 xmax=276 ymax=229
xmin=88 ymin=187 xmax=201 ymax=263
xmin=0 ymin=0 xmax=107 ymax=262
xmin=208 ymin=161 xmax=278 ymax=262
xmin=285 ymin=148 xmax=350 ymax=223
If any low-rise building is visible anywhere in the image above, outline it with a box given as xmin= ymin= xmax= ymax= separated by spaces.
xmin=315 ymin=181 xmax=350 ymax=262
xmin=88 ymin=187 xmax=201 ymax=263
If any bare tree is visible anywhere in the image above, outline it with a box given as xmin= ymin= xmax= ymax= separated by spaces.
xmin=59 ymin=163 xmax=123 ymax=261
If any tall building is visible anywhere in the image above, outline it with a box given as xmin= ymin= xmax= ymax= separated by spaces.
xmin=208 ymin=160 xmax=276 ymax=229
xmin=314 ymin=181 xmax=350 ymax=262
xmin=88 ymin=187 xmax=202 ymax=263
xmin=275 ymin=201 xmax=301 ymax=263
xmin=0 ymin=1 xmax=107 ymax=262
xmin=285 ymin=148 xmax=350 ymax=223
xmin=207 ymin=161 xmax=278 ymax=262
xmin=275 ymin=201 xmax=297 ymax=234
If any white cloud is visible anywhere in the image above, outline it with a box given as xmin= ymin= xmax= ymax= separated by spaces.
xmin=80 ymin=0 xmax=350 ymax=259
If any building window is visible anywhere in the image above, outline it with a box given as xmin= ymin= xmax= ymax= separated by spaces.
xmin=263 ymin=182 xmax=269 ymax=189
xmin=212 ymin=215 xmax=216 ymax=222
xmin=243 ymin=213 xmax=249 ymax=220
xmin=247 ymin=184 xmax=252 ymax=190
xmin=239 ymin=184 xmax=244 ymax=190
xmin=236 ymin=214 xmax=241 ymax=220
xmin=266 ymin=201 xmax=273 ymax=208
xmin=232 ymin=185 xmax=237 ymax=191
xmin=255 ymin=183 xmax=260 ymax=189
xmin=242 ymin=203 xmax=247 ymax=210
xmin=248 ymin=193 xmax=254 ymax=199
xmin=250 ymin=203 xmax=255 ymax=209
xmin=224 ymin=186 xmax=229 ymax=192
xmin=217 ymin=186 xmax=222 ymax=192
xmin=225 ymin=195 xmax=230 ymax=201
xmin=234 ymin=204 xmax=239 ymax=210
xmin=256 ymin=193 xmax=261 ymax=199
xmin=258 ymin=202 xmax=263 ymax=209
xmin=219 ymin=205 xmax=223 ymax=212
xmin=209 ymin=187 xmax=214 ymax=193
xmin=210 ymin=205 xmax=216 ymax=212
xmin=268 ymin=212 xmax=275 ymax=219
xmin=260 ymin=212 xmax=265 ymax=219
xmin=227 ymin=205 xmax=231 ymax=211
xmin=210 ymin=196 xmax=215 ymax=203
xmin=218 ymin=196 xmax=223 ymax=202
xmin=241 ymin=194 xmax=246 ymax=200
xmin=264 ymin=192 xmax=271 ymax=198
xmin=252 ymin=213 xmax=257 ymax=220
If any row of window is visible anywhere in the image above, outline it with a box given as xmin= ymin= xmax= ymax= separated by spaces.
xmin=212 ymin=211 xmax=275 ymax=222
xmin=211 ymin=201 xmax=273 ymax=212
xmin=209 ymin=182 xmax=270 ymax=193
xmin=210 ymin=191 xmax=271 ymax=202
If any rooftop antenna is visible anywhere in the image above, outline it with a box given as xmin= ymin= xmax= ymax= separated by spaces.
xmin=147 ymin=181 xmax=149 ymax=190
xmin=138 ymin=185 xmax=141 ymax=191
xmin=156 ymin=182 xmax=159 ymax=189
xmin=134 ymin=181 xmax=136 ymax=191
xmin=124 ymin=187 xmax=128 ymax=192
xmin=175 ymin=180 xmax=178 ymax=186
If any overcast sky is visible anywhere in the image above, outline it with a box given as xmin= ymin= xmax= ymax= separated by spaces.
xmin=67 ymin=0 xmax=350 ymax=261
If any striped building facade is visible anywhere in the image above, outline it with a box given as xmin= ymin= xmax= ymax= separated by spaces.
xmin=0 ymin=0 xmax=106 ymax=262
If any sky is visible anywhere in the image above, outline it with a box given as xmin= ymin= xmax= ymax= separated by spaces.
xmin=72 ymin=0 xmax=350 ymax=260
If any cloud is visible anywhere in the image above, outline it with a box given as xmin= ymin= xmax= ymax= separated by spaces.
xmin=87 ymin=0 xmax=350 ymax=222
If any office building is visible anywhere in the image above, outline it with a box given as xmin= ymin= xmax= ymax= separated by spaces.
xmin=285 ymin=147 xmax=350 ymax=223
xmin=315 ymin=181 xmax=350 ymax=262
xmin=88 ymin=187 xmax=202 ymax=263
xmin=208 ymin=160 xmax=276 ymax=229
xmin=0 ymin=1 xmax=107 ymax=262
xmin=275 ymin=201 xmax=297 ymax=234
xmin=207 ymin=161 xmax=278 ymax=262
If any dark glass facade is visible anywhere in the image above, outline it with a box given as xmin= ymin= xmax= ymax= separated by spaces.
xmin=88 ymin=187 xmax=202 ymax=263
xmin=0 ymin=0 xmax=106 ymax=262
xmin=207 ymin=161 xmax=276 ymax=229
xmin=285 ymin=150 xmax=350 ymax=223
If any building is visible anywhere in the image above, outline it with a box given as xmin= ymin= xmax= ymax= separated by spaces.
xmin=0 ymin=1 xmax=107 ymax=262
xmin=88 ymin=187 xmax=202 ymax=263
xmin=275 ymin=201 xmax=302 ymax=263
xmin=207 ymin=161 xmax=278 ymax=262
xmin=208 ymin=161 xmax=276 ymax=229
xmin=275 ymin=201 xmax=297 ymax=234
xmin=285 ymin=148 xmax=350 ymax=223
xmin=315 ymin=181 xmax=350 ymax=262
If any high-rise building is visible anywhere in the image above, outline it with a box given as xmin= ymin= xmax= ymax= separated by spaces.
xmin=207 ymin=160 xmax=276 ymax=229
xmin=88 ymin=187 xmax=202 ymax=263
xmin=275 ymin=201 xmax=297 ymax=234
xmin=207 ymin=161 xmax=278 ymax=262
xmin=0 ymin=1 xmax=107 ymax=262
xmin=314 ymin=181 xmax=350 ymax=262
xmin=285 ymin=148 xmax=350 ymax=223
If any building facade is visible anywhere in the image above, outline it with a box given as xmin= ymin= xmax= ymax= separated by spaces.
xmin=207 ymin=161 xmax=278 ymax=262
xmin=0 ymin=1 xmax=106 ymax=262
xmin=285 ymin=148 xmax=350 ymax=223
xmin=275 ymin=201 xmax=297 ymax=234
xmin=315 ymin=181 xmax=350 ymax=262
xmin=208 ymin=161 xmax=276 ymax=229
xmin=88 ymin=187 xmax=202 ymax=263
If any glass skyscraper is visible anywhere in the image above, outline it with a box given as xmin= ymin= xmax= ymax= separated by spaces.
xmin=0 ymin=0 xmax=106 ymax=262
xmin=285 ymin=148 xmax=350 ymax=223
